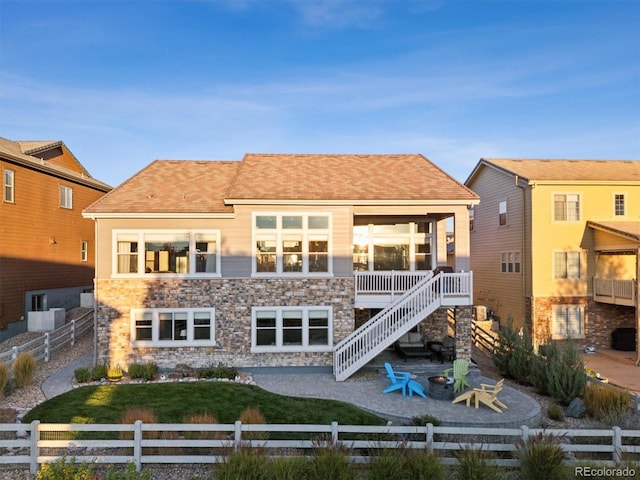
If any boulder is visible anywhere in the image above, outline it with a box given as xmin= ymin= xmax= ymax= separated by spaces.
xmin=565 ymin=398 xmax=586 ymax=418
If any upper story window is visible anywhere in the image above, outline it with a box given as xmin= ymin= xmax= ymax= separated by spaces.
xmin=113 ymin=230 xmax=220 ymax=277
xmin=554 ymin=193 xmax=580 ymax=221
xmin=59 ymin=185 xmax=73 ymax=209
xmin=3 ymin=169 xmax=14 ymax=203
xmin=353 ymin=221 xmax=432 ymax=271
xmin=131 ymin=308 xmax=215 ymax=346
xmin=81 ymin=240 xmax=88 ymax=262
xmin=498 ymin=201 xmax=507 ymax=226
xmin=501 ymin=251 xmax=521 ymax=273
xmin=554 ymin=251 xmax=581 ymax=279
xmin=254 ymin=213 xmax=331 ymax=275
xmin=614 ymin=193 xmax=625 ymax=216
xmin=469 ymin=207 xmax=475 ymax=231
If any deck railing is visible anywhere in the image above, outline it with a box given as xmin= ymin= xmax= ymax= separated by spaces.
xmin=3 ymin=421 xmax=639 ymax=474
xmin=354 ymin=270 xmax=433 ymax=298
xmin=593 ymin=277 xmax=636 ymax=306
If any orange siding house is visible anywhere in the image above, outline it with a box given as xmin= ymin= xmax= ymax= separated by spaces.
xmin=0 ymin=137 xmax=110 ymax=338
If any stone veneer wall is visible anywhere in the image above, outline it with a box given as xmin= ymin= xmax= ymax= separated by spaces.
xmin=532 ymin=296 xmax=635 ymax=349
xmin=95 ymin=277 xmax=354 ymax=369
xmin=420 ymin=306 xmax=472 ymax=362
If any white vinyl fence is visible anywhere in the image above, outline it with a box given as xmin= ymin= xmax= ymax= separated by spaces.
xmin=1 ymin=421 xmax=639 ymax=474
xmin=0 ymin=311 xmax=93 ymax=368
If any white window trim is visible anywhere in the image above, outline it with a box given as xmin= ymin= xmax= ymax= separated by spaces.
xmin=551 ymin=304 xmax=585 ymax=340
xmin=500 ymin=251 xmax=521 ymax=274
xmin=553 ymin=250 xmax=582 ymax=280
xmin=60 ymin=185 xmax=73 ymax=209
xmin=130 ymin=307 xmax=216 ymax=347
xmin=251 ymin=212 xmax=333 ymax=277
xmin=4 ymin=169 xmax=14 ymax=203
xmin=498 ymin=200 xmax=507 ymax=226
xmin=251 ymin=306 xmax=333 ymax=353
xmin=613 ymin=192 xmax=626 ymax=217
xmin=81 ymin=240 xmax=88 ymax=262
xmin=112 ymin=229 xmax=222 ymax=278
xmin=552 ymin=192 xmax=581 ymax=222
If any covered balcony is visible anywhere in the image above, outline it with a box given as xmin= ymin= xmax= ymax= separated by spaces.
xmin=593 ymin=277 xmax=637 ymax=307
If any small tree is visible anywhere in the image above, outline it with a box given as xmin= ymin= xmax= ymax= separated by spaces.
xmin=548 ymin=340 xmax=586 ymax=405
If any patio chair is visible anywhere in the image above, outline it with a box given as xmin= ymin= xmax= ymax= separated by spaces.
xmin=473 ymin=379 xmax=507 ymax=413
xmin=443 ymin=359 xmax=470 ymax=394
xmin=407 ymin=379 xmax=427 ymax=398
xmin=383 ymin=362 xmax=411 ymax=396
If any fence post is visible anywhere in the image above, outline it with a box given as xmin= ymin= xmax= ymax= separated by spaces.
xmin=234 ymin=420 xmax=242 ymax=451
xmin=29 ymin=420 xmax=40 ymax=475
xmin=520 ymin=425 xmax=530 ymax=442
xmin=331 ymin=421 xmax=339 ymax=446
xmin=426 ymin=423 xmax=434 ymax=452
xmin=134 ymin=420 xmax=142 ymax=472
xmin=44 ymin=333 xmax=50 ymax=363
xmin=612 ymin=426 xmax=622 ymax=465
xmin=71 ymin=319 xmax=76 ymax=346
xmin=11 ymin=346 xmax=17 ymax=362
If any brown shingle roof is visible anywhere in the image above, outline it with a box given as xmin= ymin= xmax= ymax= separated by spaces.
xmin=227 ymin=153 xmax=478 ymax=201
xmin=84 ymin=154 xmax=479 ymax=215
xmin=84 ymin=160 xmax=239 ymax=214
xmin=480 ymin=158 xmax=640 ymax=182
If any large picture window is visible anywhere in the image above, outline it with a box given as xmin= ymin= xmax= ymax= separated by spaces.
xmin=131 ymin=308 xmax=215 ymax=346
xmin=113 ymin=230 xmax=220 ymax=276
xmin=552 ymin=305 xmax=584 ymax=339
xmin=353 ymin=222 xmax=432 ymax=271
xmin=254 ymin=213 xmax=331 ymax=275
xmin=251 ymin=307 xmax=332 ymax=352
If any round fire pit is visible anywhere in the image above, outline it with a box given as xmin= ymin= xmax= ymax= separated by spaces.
xmin=428 ymin=376 xmax=454 ymax=400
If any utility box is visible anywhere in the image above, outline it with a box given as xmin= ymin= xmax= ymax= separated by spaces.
xmin=28 ymin=308 xmax=65 ymax=331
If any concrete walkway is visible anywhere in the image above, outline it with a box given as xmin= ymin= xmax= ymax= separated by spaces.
xmin=40 ymin=351 xmax=93 ymax=400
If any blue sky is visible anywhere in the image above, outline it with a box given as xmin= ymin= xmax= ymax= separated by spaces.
xmin=1 ymin=0 xmax=639 ymax=188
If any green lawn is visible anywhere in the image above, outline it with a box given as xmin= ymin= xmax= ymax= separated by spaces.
xmin=24 ymin=382 xmax=385 ymax=426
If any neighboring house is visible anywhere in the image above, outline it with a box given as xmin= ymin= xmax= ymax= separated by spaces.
xmin=0 ymin=137 xmax=111 ymax=338
xmin=465 ymin=159 xmax=640 ymax=358
xmin=83 ymin=154 xmax=479 ymax=380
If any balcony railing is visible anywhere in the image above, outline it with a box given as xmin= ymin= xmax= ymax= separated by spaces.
xmin=354 ymin=270 xmax=433 ymax=298
xmin=593 ymin=277 xmax=637 ymax=307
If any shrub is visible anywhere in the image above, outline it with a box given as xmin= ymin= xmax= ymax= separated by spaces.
xmin=35 ymin=456 xmax=95 ymax=480
xmin=127 ymin=362 xmax=158 ymax=381
xmin=454 ymin=445 xmax=503 ymax=480
xmin=584 ymin=382 xmax=630 ymax=424
xmin=531 ymin=340 xmax=559 ymax=395
xmin=183 ymin=412 xmax=225 ymax=455
xmin=215 ymin=447 xmax=269 ymax=480
xmin=119 ymin=407 xmax=158 ymax=441
xmin=547 ymin=403 xmax=564 ymax=422
xmin=91 ymin=363 xmax=108 ymax=381
xmin=103 ymin=462 xmax=152 ymax=480
xmin=308 ymin=441 xmax=353 ymax=480
xmin=0 ymin=362 xmax=9 ymax=398
xmin=516 ymin=432 xmax=567 ymax=480
xmin=268 ymin=456 xmax=310 ymax=480
xmin=368 ymin=448 xmax=408 ymax=480
xmin=409 ymin=413 xmax=441 ymax=426
xmin=12 ymin=351 xmax=36 ymax=388
xmin=107 ymin=365 xmax=124 ymax=379
xmin=405 ymin=450 xmax=446 ymax=480
xmin=492 ymin=317 xmax=533 ymax=384
xmin=547 ymin=340 xmax=586 ymax=405
xmin=73 ymin=367 xmax=90 ymax=383
xmin=239 ymin=406 xmax=268 ymax=440
xmin=198 ymin=362 xmax=238 ymax=380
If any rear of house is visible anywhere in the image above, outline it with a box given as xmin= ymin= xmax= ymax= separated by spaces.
xmin=84 ymin=154 xmax=479 ymax=378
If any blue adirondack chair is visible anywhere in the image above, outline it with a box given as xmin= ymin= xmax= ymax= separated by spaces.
xmin=383 ymin=362 xmax=411 ymax=396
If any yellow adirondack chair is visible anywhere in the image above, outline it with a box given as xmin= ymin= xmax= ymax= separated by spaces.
xmin=452 ymin=378 xmax=507 ymax=413
xmin=443 ymin=359 xmax=470 ymax=394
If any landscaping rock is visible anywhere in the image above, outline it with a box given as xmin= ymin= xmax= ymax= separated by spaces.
xmin=566 ymin=398 xmax=586 ymax=418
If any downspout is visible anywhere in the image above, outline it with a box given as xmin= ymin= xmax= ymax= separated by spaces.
xmin=515 ymin=176 xmax=529 ymax=340
xmin=93 ymin=218 xmax=98 ymax=366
